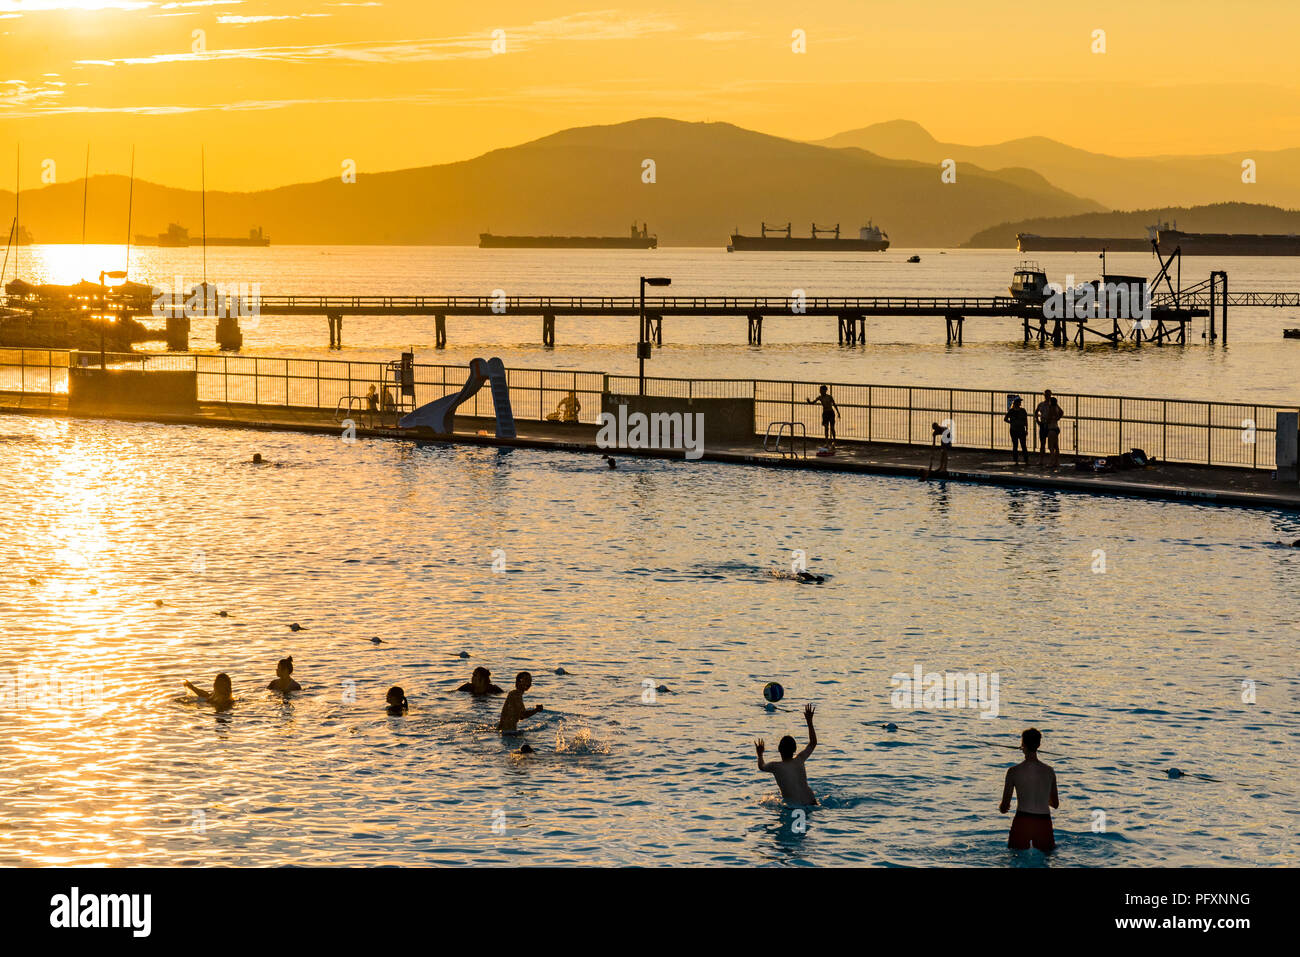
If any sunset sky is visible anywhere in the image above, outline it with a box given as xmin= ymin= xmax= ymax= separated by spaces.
xmin=1 ymin=0 xmax=1298 ymax=191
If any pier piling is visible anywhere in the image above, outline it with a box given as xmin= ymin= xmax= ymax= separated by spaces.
xmin=747 ymin=313 xmax=763 ymax=345
xmin=435 ymin=314 xmax=446 ymax=350
xmin=542 ymin=313 xmax=555 ymax=348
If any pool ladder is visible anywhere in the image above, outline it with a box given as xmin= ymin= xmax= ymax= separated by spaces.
xmin=763 ymin=421 xmax=807 ymax=459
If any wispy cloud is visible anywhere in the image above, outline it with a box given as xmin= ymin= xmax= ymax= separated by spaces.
xmin=74 ymin=10 xmax=676 ymax=67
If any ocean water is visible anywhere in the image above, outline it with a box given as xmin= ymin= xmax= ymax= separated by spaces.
xmin=11 ymin=244 xmax=1300 ymax=403
xmin=1 ymin=414 xmax=1297 ymax=866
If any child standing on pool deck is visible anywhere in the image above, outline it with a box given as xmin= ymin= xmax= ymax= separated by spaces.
xmin=755 ymin=704 xmax=819 ymax=805
xmin=498 ymin=672 xmax=543 ymax=733
xmin=806 ymin=386 xmax=839 ymax=450
xmin=999 ymin=727 xmax=1059 ymax=853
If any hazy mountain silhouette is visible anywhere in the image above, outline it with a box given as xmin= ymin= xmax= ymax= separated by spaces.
xmin=965 ymin=202 xmax=1300 ymax=248
xmin=817 ymin=120 xmax=1300 ymax=211
xmin=0 ymin=118 xmax=1101 ymax=251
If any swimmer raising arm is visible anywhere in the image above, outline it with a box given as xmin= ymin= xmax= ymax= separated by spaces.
xmin=755 ymin=704 xmax=819 ymax=805
xmin=185 ymin=673 xmax=234 ymax=709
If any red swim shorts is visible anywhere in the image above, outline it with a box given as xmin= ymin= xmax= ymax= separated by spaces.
xmin=1008 ymin=812 xmax=1055 ymax=852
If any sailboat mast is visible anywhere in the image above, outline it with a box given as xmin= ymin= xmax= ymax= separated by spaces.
xmin=80 ymin=144 xmax=90 ymax=276
xmin=125 ymin=147 xmax=135 ymax=274
xmin=13 ymin=144 xmax=19 ymax=279
xmin=200 ymin=146 xmax=207 ymax=285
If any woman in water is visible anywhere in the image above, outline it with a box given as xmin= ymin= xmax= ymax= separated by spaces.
xmin=386 ymin=686 xmax=409 ymax=716
xmin=184 ymin=673 xmax=234 ymax=710
xmin=457 ymin=666 xmax=504 ymax=696
xmin=267 ymin=657 xmax=302 ymax=693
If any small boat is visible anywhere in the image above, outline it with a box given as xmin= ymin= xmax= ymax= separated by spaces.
xmin=1284 ymin=328 xmax=1300 ymax=339
xmin=907 ymin=255 xmax=921 ymax=263
xmin=1009 ymin=260 xmax=1051 ymax=302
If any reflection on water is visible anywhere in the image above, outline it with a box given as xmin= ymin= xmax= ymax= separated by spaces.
xmin=1 ymin=413 xmax=1298 ymax=866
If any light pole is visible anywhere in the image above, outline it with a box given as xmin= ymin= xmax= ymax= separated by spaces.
xmin=639 ymin=275 xmax=670 ymax=395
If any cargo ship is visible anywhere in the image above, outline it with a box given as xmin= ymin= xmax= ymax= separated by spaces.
xmin=728 ymin=221 xmax=889 ymax=252
xmin=135 ymin=223 xmax=270 ymax=247
xmin=479 ymin=223 xmax=656 ymax=249
xmin=1017 ymin=224 xmax=1163 ymax=253
xmin=1156 ymin=228 xmax=1300 ymax=256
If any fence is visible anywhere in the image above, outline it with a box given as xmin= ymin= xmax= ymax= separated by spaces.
xmin=0 ymin=349 xmax=1292 ymax=470
xmin=609 ymin=375 xmax=1290 ymax=470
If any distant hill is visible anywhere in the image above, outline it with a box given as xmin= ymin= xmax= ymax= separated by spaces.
xmin=0 ymin=118 xmax=1102 ymax=250
xmin=817 ymin=120 xmax=1300 ymax=211
xmin=964 ymin=202 xmax=1300 ymax=248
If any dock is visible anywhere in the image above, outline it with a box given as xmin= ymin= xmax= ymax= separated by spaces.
xmin=3 ymin=349 xmax=1297 ymax=512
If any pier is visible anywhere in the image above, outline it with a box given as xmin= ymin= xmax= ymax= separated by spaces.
xmin=148 ymin=291 xmax=1211 ymax=350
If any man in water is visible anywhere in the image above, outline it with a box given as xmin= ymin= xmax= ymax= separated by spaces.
xmin=498 ymin=671 xmax=543 ymax=733
xmin=999 ymin=727 xmax=1059 ymax=853
xmin=458 ymin=666 xmax=504 ymax=696
xmin=754 ymin=703 xmax=818 ymax=805
xmin=806 ymin=385 xmax=840 ymax=450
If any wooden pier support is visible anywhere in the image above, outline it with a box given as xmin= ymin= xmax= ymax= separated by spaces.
xmin=646 ymin=313 xmax=663 ymax=346
xmin=435 ymin=314 xmax=446 ymax=349
xmin=327 ymin=314 xmax=343 ymax=350
xmin=541 ymin=313 xmax=555 ymax=348
xmin=747 ymin=312 xmax=763 ymax=345
xmin=944 ymin=314 xmax=964 ymax=345
xmin=837 ymin=314 xmax=863 ymax=345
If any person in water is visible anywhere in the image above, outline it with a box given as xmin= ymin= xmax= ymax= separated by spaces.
xmin=267 ymin=656 xmax=302 ymax=693
xmin=458 ymin=666 xmax=504 ymax=695
xmin=185 ymin=672 xmax=234 ymax=710
xmin=999 ymin=727 xmax=1059 ymax=853
xmin=498 ymin=672 xmax=543 ymax=733
xmin=386 ymin=686 xmax=408 ymax=716
xmin=1004 ymin=396 xmax=1029 ymax=466
xmin=754 ymin=703 xmax=819 ymax=805
xmin=806 ymin=385 xmax=840 ymax=449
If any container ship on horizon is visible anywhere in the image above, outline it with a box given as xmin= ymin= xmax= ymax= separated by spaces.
xmin=728 ymin=221 xmax=889 ymax=252
xmin=135 ymin=223 xmax=271 ymax=247
xmin=479 ymin=223 xmax=657 ymax=249
xmin=1018 ymin=222 xmax=1300 ymax=256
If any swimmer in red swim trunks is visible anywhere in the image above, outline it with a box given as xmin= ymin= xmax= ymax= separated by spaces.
xmin=999 ymin=727 xmax=1059 ymax=853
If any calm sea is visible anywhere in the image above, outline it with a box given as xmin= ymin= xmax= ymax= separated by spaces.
xmin=2 ymin=245 xmax=1298 ymax=867
xmin=12 ymin=244 xmax=1300 ymax=403
xmin=0 ymin=416 xmax=1297 ymax=866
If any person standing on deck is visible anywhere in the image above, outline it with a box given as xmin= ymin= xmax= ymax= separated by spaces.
xmin=1034 ymin=390 xmax=1056 ymax=467
xmin=1004 ymin=396 xmax=1029 ymax=466
xmin=999 ymin=727 xmax=1059 ymax=854
xmin=807 ymin=385 xmax=840 ymax=450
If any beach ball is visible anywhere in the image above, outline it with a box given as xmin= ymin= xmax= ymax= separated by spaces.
xmin=763 ymin=682 xmax=784 ymax=703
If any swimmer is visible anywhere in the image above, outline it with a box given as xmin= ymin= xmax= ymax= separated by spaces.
xmin=386 ymin=686 xmax=408 ymax=716
xmin=457 ymin=666 xmax=504 ymax=696
xmin=999 ymin=727 xmax=1059 ymax=854
xmin=267 ymin=656 xmax=302 ymax=693
xmin=497 ymin=671 xmax=543 ymax=733
xmin=184 ymin=672 xmax=234 ymax=710
xmin=754 ymin=703 xmax=819 ymax=806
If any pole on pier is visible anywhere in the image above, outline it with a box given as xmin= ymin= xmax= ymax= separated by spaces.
xmin=542 ymin=313 xmax=555 ymax=348
xmin=435 ymin=314 xmax=446 ymax=349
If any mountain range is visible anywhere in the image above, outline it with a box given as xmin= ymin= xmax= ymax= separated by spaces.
xmin=1 ymin=118 xmax=1294 ymax=250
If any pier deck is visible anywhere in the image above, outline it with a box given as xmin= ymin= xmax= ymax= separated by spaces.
xmin=5 ymin=391 xmax=1297 ymax=512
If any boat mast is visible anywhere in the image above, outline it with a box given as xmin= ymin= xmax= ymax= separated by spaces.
xmin=200 ymin=146 xmax=207 ymax=285
xmin=80 ymin=143 xmax=90 ymax=278
xmin=13 ymin=144 xmax=19 ymax=280
xmin=125 ymin=147 xmax=135 ymax=275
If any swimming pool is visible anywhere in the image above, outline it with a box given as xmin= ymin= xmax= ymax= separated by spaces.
xmin=1 ymin=413 xmax=1296 ymax=866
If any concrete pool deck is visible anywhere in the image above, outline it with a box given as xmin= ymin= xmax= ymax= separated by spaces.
xmin=4 ymin=390 xmax=1300 ymax=512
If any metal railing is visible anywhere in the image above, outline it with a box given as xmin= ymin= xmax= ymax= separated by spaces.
xmin=0 ymin=350 xmax=1292 ymax=469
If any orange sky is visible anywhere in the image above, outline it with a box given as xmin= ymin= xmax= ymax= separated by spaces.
xmin=2 ymin=0 xmax=1298 ymax=190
